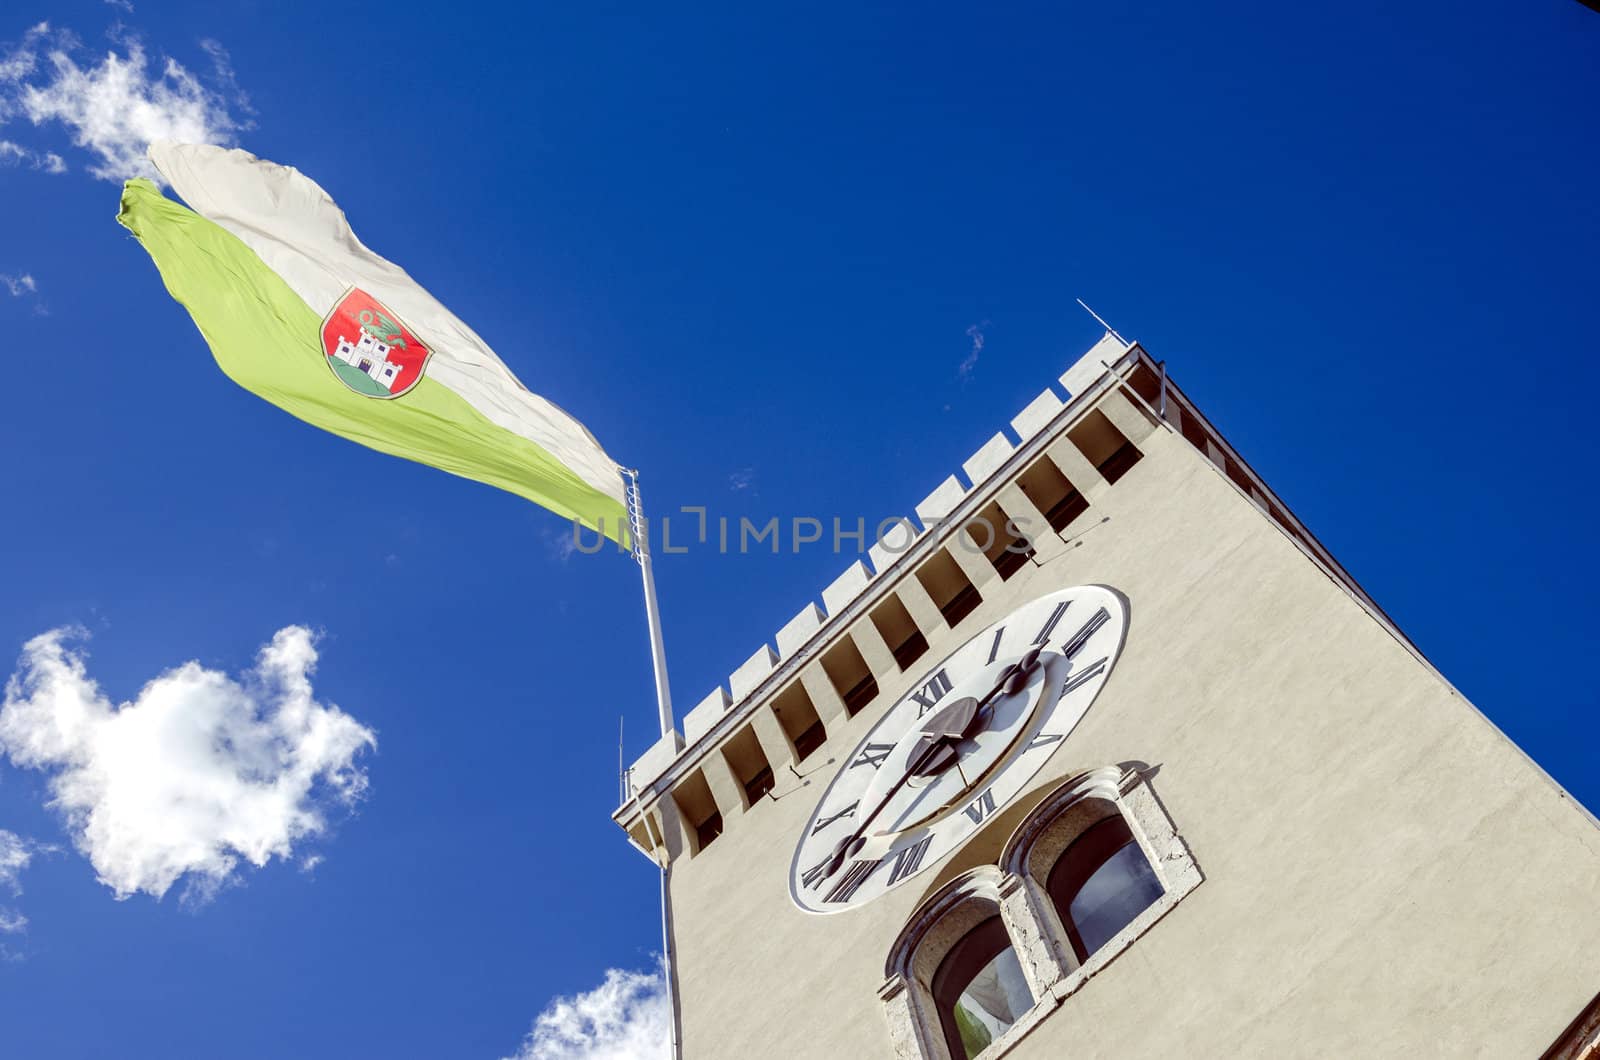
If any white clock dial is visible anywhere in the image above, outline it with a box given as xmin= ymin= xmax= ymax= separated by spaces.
xmin=788 ymin=585 xmax=1127 ymax=914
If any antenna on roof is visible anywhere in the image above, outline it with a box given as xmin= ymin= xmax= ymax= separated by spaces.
xmin=1076 ymin=298 xmax=1129 ymax=348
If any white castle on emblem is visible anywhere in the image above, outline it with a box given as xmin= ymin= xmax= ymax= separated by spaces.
xmin=332 ymin=331 xmax=402 ymax=391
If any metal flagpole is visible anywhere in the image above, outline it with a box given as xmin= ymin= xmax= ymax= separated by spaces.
xmin=623 ymin=468 xmax=674 ymax=738
xmin=620 ymin=467 xmax=683 ymax=1060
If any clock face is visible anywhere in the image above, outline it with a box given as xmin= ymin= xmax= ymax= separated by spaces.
xmin=788 ymin=585 xmax=1127 ymax=914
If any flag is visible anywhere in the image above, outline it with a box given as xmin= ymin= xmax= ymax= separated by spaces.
xmin=117 ymin=142 xmax=629 ymax=543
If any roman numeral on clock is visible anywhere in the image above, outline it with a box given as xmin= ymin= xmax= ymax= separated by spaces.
xmin=911 ymin=669 xmax=954 ymax=716
xmin=986 ymin=627 xmax=1006 ymax=664
xmin=811 ymin=801 xmax=858 ymax=835
xmin=851 ymin=744 xmax=895 ymax=770
xmin=824 ymin=859 xmax=880 ymax=903
xmin=1026 ymin=731 xmax=1063 ymax=751
xmin=1061 ymin=656 xmax=1108 ymax=697
xmin=1060 ymin=606 xmax=1110 ymax=659
xmin=887 ymin=835 xmax=934 ymax=885
xmin=800 ymin=855 xmax=832 ymax=890
xmin=964 ymin=788 xmax=997 ymax=825
xmin=1032 ymin=602 xmax=1071 ymax=647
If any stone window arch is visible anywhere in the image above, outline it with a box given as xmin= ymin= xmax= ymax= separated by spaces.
xmin=882 ymin=868 xmax=1045 ymax=1060
xmin=881 ymin=767 xmax=1201 ymax=1059
xmin=999 ymin=765 xmax=1203 ymax=990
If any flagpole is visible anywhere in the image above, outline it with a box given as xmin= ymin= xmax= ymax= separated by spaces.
xmin=623 ymin=468 xmax=674 ymax=738
xmin=620 ymin=467 xmax=684 ymax=1060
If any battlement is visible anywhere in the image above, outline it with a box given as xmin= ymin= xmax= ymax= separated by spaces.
xmin=614 ymin=332 xmax=1395 ymax=862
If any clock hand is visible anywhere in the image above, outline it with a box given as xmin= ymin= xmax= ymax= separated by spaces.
xmin=933 ymin=646 xmax=1044 ymax=747
xmin=814 ymin=647 xmax=1050 ymax=884
xmin=817 ymin=728 xmax=959 ymax=880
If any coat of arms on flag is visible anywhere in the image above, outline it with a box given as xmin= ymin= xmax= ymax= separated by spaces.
xmin=320 ymin=287 xmax=431 ymax=399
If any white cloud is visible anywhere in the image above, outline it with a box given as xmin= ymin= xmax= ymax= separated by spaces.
xmin=727 ymin=467 xmax=756 ymax=492
xmin=0 ymin=138 xmax=67 ymax=172
xmin=507 ymin=966 xmax=671 ymax=1060
xmin=0 ymin=830 xmax=31 ymax=895
xmin=0 ymin=830 xmax=34 ymax=941
xmin=544 ymin=526 xmax=580 ymax=564
xmin=0 ymin=23 xmax=243 ymax=182
xmin=0 ymin=626 xmax=376 ymax=902
xmin=105 ymin=0 xmax=136 ymax=12
xmin=1 ymin=273 xmax=37 ymax=297
xmin=959 ymin=321 xmax=988 ymax=381
xmin=0 ymin=23 xmax=50 ymax=87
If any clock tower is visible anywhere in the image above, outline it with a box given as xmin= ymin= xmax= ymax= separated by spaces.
xmin=614 ymin=334 xmax=1600 ymax=1059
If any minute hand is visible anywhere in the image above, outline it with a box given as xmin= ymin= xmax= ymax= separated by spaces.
xmin=815 ymin=648 xmax=1045 ymax=882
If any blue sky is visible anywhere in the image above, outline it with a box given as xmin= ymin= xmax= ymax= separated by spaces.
xmin=0 ymin=2 xmax=1596 ymax=1056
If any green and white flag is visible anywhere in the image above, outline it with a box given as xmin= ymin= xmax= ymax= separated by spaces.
xmin=118 ymin=142 xmax=629 ymax=542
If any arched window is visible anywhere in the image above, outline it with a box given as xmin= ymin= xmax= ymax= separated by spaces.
xmin=930 ymin=915 xmax=1033 ymax=1058
xmin=996 ymin=765 xmax=1203 ymax=1003
xmin=882 ymin=868 xmax=1049 ymax=1060
xmin=1045 ymin=812 xmax=1164 ymax=961
xmin=882 ymin=768 xmax=1201 ymax=1060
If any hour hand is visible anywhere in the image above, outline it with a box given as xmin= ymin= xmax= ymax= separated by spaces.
xmin=920 ymin=696 xmax=982 ymax=740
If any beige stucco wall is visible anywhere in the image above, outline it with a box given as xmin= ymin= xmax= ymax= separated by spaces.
xmin=660 ymin=409 xmax=1600 ymax=1058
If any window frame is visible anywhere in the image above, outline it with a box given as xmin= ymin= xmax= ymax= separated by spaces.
xmin=881 ymin=766 xmax=1202 ymax=1060
xmin=1044 ymin=812 xmax=1163 ymax=962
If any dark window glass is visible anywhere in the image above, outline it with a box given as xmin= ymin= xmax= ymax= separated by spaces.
xmin=931 ymin=916 xmax=1034 ymax=1060
xmin=1046 ymin=814 xmax=1163 ymax=961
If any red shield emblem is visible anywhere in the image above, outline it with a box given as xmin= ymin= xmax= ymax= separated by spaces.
xmin=320 ymin=288 xmax=431 ymax=399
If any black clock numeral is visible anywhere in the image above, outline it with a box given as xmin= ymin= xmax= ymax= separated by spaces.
xmin=911 ymin=669 xmax=954 ymax=716
xmin=986 ymin=627 xmax=1006 ymax=664
xmin=1032 ymin=602 xmax=1071 ymax=647
xmin=964 ymin=788 xmax=997 ymax=825
xmin=1061 ymin=656 xmax=1108 ymax=697
xmin=1026 ymin=731 xmax=1064 ymax=752
xmin=800 ymin=855 xmax=832 ymax=890
xmin=887 ymin=836 xmax=934 ymax=885
xmin=811 ymin=801 xmax=858 ymax=835
xmin=825 ymin=859 xmax=881 ymax=903
xmin=851 ymin=744 xmax=895 ymax=771
xmin=1060 ymin=607 xmax=1110 ymax=659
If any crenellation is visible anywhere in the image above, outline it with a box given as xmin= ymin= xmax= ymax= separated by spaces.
xmin=629 ymin=728 xmax=685 ymax=795
xmin=774 ymin=603 xmax=826 ymax=659
xmin=1058 ymin=330 xmax=1129 ymax=398
xmin=821 ymin=558 xmax=875 ymax=616
xmin=683 ymin=686 xmax=731 ymax=746
xmin=867 ymin=517 xmax=920 ymax=575
xmin=962 ymin=431 xmax=1017 ymax=486
xmin=617 ymin=336 xmax=1417 ymax=853
xmin=1011 ymin=387 xmax=1066 ymax=441
xmin=914 ymin=475 xmax=967 ymax=526
xmin=728 ymin=644 xmax=779 ymax=702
